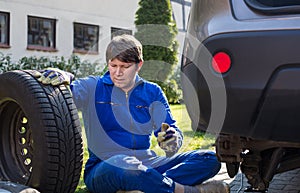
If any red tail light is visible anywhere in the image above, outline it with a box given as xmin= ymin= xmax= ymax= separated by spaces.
xmin=211 ymin=52 xmax=231 ymax=74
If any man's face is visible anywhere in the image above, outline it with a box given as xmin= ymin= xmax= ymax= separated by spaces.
xmin=108 ymin=58 xmax=143 ymax=92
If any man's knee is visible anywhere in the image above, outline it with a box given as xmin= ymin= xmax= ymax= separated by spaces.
xmin=195 ymin=150 xmax=221 ymax=175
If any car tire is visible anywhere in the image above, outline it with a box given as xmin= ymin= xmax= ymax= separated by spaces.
xmin=0 ymin=70 xmax=83 ymax=193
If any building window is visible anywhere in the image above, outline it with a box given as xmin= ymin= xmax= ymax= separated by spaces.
xmin=0 ymin=12 xmax=10 ymax=48
xmin=111 ymin=27 xmax=132 ymax=39
xmin=27 ymin=16 xmax=56 ymax=51
xmin=73 ymin=22 xmax=99 ymax=54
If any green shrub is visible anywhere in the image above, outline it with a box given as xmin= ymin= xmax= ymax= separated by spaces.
xmin=0 ymin=53 xmax=106 ymax=78
xmin=135 ymin=0 xmax=179 ymax=82
xmin=0 ymin=53 xmax=17 ymax=73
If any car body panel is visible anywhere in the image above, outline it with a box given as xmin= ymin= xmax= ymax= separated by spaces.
xmin=181 ymin=0 xmax=300 ymax=190
xmin=182 ymin=0 xmax=300 ymax=143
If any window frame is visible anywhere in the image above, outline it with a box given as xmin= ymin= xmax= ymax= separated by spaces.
xmin=27 ymin=15 xmax=57 ymax=52
xmin=111 ymin=27 xmax=132 ymax=39
xmin=0 ymin=11 xmax=10 ymax=48
xmin=73 ymin=22 xmax=99 ymax=55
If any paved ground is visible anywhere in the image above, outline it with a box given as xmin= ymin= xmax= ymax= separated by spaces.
xmin=211 ymin=163 xmax=300 ymax=193
xmin=0 ymin=181 xmax=39 ymax=193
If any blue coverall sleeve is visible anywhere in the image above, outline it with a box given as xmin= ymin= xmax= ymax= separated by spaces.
xmin=152 ymin=85 xmax=183 ymax=148
xmin=70 ymin=76 xmax=99 ymax=110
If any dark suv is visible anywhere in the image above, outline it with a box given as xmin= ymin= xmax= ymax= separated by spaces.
xmin=181 ymin=0 xmax=300 ymax=191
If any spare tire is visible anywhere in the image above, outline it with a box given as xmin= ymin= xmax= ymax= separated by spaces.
xmin=0 ymin=70 xmax=83 ymax=193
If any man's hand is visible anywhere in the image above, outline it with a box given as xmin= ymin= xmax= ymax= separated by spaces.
xmin=157 ymin=123 xmax=180 ymax=156
xmin=34 ymin=68 xmax=74 ymax=86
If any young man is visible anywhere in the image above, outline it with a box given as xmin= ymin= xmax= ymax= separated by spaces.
xmin=37 ymin=34 xmax=229 ymax=193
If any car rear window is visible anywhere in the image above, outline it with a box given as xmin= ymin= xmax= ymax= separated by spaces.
xmin=245 ymin=0 xmax=300 ymax=14
xmin=256 ymin=0 xmax=300 ymax=7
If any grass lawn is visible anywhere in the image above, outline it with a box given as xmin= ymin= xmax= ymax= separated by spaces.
xmin=75 ymin=104 xmax=216 ymax=193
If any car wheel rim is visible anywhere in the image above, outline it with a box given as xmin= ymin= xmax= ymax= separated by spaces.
xmin=0 ymin=100 xmax=32 ymax=184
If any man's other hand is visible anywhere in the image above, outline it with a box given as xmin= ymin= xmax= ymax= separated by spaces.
xmin=35 ymin=68 xmax=74 ymax=86
xmin=157 ymin=123 xmax=180 ymax=155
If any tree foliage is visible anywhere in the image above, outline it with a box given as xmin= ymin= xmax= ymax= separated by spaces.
xmin=134 ymin=0 xmax=179 ymax=82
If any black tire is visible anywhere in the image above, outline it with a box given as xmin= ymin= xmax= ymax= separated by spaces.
xmin=0 ymin=70 xmax=83 ymax=193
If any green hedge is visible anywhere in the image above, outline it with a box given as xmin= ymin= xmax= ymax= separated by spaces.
xmin=0 ymin=53 xmax=106 ymax=78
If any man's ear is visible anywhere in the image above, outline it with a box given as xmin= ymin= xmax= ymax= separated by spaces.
xmin=137 ymin=61 xmax=143 ymax=71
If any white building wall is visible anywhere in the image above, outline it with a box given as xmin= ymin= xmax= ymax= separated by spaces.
xmin=0 ymin=0 xmax=190 ymax=68
xmin=0 ymin=0 xmax=139 ymax=64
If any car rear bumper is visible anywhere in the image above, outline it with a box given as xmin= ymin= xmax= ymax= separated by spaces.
xmin=181 ymin=29 xmax=300 ymax=142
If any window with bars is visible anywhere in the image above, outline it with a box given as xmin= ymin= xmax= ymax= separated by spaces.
xmin=111 ymin=27 xmax=132 ymax=39
xmin=27 ymin=16 xmax=56 ymax=51
xmin=0 ymin=12 xmax=10 ymax=47
xmin=73 ymin=22 xmax=99 ymax=54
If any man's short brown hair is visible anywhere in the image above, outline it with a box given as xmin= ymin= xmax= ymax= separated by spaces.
xmin=106 ymin=34 xmax=143 ymax=64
